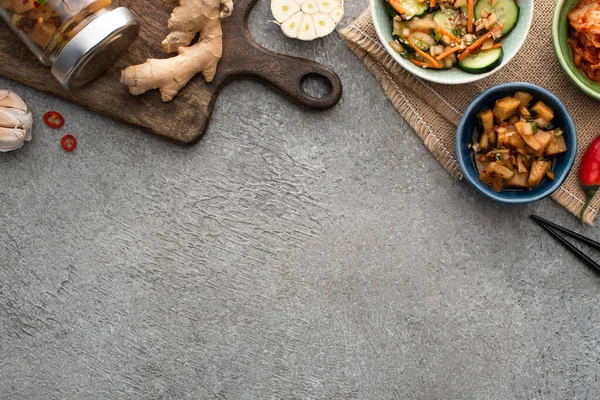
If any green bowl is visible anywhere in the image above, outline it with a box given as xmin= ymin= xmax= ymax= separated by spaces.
xmin=370 ymin=0 xmax=534 ymax=84
xmin=552 ymin=0 xmax=600 ymax=100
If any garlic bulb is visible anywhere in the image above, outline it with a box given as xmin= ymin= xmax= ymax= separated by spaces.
xmin=272 ymin=0 xmax=344 ymax=41
xmin=0 ymin=90 xmax=32 ymax=152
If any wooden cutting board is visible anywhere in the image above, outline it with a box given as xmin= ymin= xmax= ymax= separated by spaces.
xmin=0 ymin=0 xmax=343 ymax=144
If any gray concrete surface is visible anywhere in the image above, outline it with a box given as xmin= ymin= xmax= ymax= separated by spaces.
xmin=2 ymin=1 xmax=600 ymax=399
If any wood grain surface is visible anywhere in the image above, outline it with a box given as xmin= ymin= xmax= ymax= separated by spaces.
xmin=0 ymin=0 xmax=343 ymax=144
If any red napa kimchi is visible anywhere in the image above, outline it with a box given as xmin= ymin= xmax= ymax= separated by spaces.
xmin=568 ymin=0 xmax=600 ymax=82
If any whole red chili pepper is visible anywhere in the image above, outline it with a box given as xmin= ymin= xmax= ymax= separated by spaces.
xmin=579 ymin=136 xmax=600 ymax=223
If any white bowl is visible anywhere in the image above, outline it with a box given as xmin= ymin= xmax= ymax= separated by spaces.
xmin=369 ymin=0 xmax=534 ymax=84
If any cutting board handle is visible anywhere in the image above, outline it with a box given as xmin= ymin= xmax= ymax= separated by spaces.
xmin=237 ymin=49 xmax=343 ymax=111
xmin=217 ymin=0 xmax=343 ymax=110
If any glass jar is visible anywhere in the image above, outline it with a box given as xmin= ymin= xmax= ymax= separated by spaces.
xmin=0 ymin=0 xmax=140 ymax=88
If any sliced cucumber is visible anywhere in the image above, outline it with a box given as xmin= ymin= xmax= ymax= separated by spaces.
xmin=474 ymin=0 xmax=519 ymax=36
xmin=393 ymin=34 xmax=416 ymax=52
xmin=410 ymin=31 xmax=437 ymax=51
xmin=458 ymin=47 xmax=503 ymax=73
xmin=392 ymin=19 xmax=415 ymax=51
xmin=393 ymin=17 xmax=408 ymax=37
xmin=406 ymin=13 xmax=437 ymax=31
xmin=384 ymin=0 xmax=401 ymax=18
xmin=433 ymin=9 xmax=458 ymax=31
xmin=389 ymin=0 xmax=429 ymax=20
xmin=433 ymin=9 xmax=460 ymax=44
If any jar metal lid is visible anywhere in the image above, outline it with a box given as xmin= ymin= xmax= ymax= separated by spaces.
xmin=51 ymin=7 xmax=140 ymax=89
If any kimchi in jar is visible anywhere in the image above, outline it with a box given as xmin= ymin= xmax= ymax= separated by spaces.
xmin=0 ymin=0 xmax=140 ymax=88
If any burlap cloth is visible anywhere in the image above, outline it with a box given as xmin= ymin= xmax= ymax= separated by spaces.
xmin=340 ymin=3 xmax=600 ymax=224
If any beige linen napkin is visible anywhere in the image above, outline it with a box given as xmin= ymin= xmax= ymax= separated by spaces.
xmin=340 ymin=3 xmax=600 ymax=224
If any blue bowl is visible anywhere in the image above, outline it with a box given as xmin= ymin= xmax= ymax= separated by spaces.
xmin=456 ymin=82 xmax=577 ymax=204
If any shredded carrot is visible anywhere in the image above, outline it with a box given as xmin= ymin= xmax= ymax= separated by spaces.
xmin=409 ymin=58 xmax=444 ymax=69
xmin=388 ymin=0 xmax=404 ymax=15
xmin=489 ymin=42 xmax=502 ymax=49
xmin=435 ymin=45 xmax=461 ymax=60
xmin=430 ymin=0 xmax=435 ymax=7
xmin=458 ymin=30 xmax=495 ymax=61
xmin=436 ymin=27 xmax=461 ymax=43
xmin=467 ymin=0 xmax=474 ymax=33
xmin=408 ymin=34 xmax=443 ymax=67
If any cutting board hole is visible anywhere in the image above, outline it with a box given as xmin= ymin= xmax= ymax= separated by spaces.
xmin=301 ymin=74 xmax=332 ymax=99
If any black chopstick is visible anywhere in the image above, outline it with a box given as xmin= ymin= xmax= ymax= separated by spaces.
xmin=530 ymin=215 xmax=600 ymax=273
xmin=531 ymin=215 xmax=600 ymax=250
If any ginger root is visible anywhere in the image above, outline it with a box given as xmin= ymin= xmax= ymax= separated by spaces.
xmin=120 ymin=0 xmax=233 ymax=102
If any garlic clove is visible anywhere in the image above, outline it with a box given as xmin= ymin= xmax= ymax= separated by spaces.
xmin=0 ymin=108 xmax=33 ymax=130
xmin=21 ymin=109 xmax=32 ymax=133
xmin=273 ymin=0 xmax=343 ymax=40
xmin=0 ymin=127 xmax=29 ymax=152
xmin=331 ymin=6 xmax=344 ymax=23
xmin=271 ymin=0 xmax=301 ymax=23
xmin=0 ymin=109 xmax=23 ymax=129
xmin=0 ymin=90 xmax=28 ymax=111
xmin=316 ymin=0 xmax=338 ymax=13
xmin=281 ymin=11 xmax=303 ymax=38
xmin=312 ymin=13 xmax=336 ymax=37
xmin=0 ymin=91 xmax=32 ymax=152
xmin=301 ymin=0 xmax=319 ymax=14
xmin=297 ymin=13 xmax=317 ymax=40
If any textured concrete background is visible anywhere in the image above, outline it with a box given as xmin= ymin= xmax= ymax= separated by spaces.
xmin=2 ymin=1 xmax=600 ymax=399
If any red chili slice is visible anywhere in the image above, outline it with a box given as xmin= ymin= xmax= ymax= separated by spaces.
xmin=44 ymin=111 xmax=64 ymax=129
xmin=61 ymin=134 xmax=77 ymax=152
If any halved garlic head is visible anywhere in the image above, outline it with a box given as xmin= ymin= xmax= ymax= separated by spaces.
xmin=0 ymin=90 xmax=32 ymax=152
xmin=272 ymin=0 xmax=343 ymax=40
